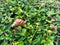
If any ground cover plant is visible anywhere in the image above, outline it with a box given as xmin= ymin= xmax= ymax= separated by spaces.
xmin=0 ymin=0 xmax=60 ymax=45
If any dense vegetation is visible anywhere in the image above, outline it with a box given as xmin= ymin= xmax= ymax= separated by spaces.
xmin=0 ymin=0 xmax=60 ymax=45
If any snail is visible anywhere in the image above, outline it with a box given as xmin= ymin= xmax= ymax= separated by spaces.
xmin=11 ymin=19 xmax=27 ymax=28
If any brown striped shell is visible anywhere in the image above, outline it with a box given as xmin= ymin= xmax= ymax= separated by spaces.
xmin=11 ymin=19 xmax=27 ymax=27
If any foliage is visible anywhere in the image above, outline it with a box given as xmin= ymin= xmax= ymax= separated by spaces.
xmin=0 ymin=0 xmax=60 ymax=45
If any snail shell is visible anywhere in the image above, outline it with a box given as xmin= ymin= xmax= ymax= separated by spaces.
xmin=11 ymin=19 xmax=27 ymax=28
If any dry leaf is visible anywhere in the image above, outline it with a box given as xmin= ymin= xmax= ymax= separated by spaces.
xmin=50 ymin=24 xmax=57 ymax=30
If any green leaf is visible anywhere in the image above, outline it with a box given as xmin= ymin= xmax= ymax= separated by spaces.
xmin=18 ymin=41 xmax=24 ymax=45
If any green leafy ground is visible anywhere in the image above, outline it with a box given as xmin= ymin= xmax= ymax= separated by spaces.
xmin=0 ymin=0 xmax=60 ymax=45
